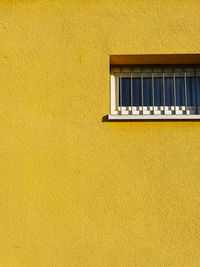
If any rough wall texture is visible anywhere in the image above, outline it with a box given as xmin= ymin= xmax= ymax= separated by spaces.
xmin=1 ymin=0 xmax=200 ymax=266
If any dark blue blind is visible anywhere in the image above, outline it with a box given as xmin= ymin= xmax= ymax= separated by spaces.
xmin=119 ymin=77 xmax=200 ymax=107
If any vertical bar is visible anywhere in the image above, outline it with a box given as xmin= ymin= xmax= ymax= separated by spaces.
xmin=116 ymin=75 xmax=119 ymax=114
xmin=163 ymin=72 xmax=165 ymax=114
xmin=152 ymin=71 xmax=154 ymax=114
xmin=160 ymin=77 xmax=162 ymax=108
xmin=190 ymin=76 xmax=193 ymax=106
xmin=141 ymin=72 xmax=143 ymax=114
xmin=195 ymin=68 xmax=198 ymax=114
xmin=184 ymin=72 xmax=187 ymax=114
xmin=130 ymin=68 xmax=133 ymax=113
xmin=173 ymin=72 xmax=176 ymax=114
xmin=170 ymin=75 xmax=173 ymax=107
xmin=120 ymin=68 xmax=122 ymax=114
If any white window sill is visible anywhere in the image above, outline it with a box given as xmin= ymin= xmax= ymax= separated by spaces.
xmin=108 ymin=114 xmax=200 ymax=120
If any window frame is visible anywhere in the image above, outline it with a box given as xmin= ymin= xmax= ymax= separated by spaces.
xmin=109 ymin=65 xmax=200 ymax=120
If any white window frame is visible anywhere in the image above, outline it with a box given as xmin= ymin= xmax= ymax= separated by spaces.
xmin=109 ymin=66 xmax=200 ymax=120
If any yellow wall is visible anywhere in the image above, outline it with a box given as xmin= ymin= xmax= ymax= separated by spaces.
xmin=1 ymin=1 xmax=200 ymax=266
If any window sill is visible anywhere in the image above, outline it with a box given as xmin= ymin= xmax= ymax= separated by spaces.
xmin=108 ymin=114 xmax=200 ymax=120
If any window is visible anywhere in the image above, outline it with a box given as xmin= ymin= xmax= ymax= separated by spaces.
xmin=109 ymin=65 xmax=200 ymax=120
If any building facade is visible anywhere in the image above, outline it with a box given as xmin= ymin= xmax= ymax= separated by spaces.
xmin=1 ymin=1 xmax=200 ymax=266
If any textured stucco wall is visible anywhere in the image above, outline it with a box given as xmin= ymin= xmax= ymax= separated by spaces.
xmin=1 ymin=1 xmax=200 ymax=266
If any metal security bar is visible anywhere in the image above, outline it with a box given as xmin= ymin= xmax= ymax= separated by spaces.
xmin=110 ymin=65 xmax=200 ymax=119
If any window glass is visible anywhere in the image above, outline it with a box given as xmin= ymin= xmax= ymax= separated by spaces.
xmin=119 ymin=76 xmax=200 ymax=107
